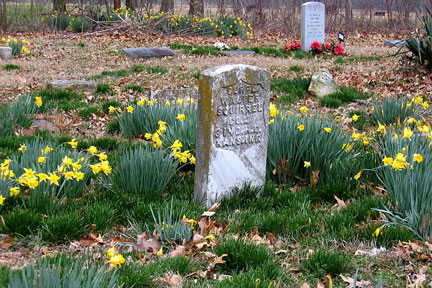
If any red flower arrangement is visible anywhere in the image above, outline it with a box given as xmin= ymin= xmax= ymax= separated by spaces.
xmin=309 ymin=41 xmax=346 ymax=56
xmin=285 ymin=40 xmax=302 ymax=51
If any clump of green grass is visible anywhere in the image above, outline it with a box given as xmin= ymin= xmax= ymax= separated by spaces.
xmin=272 ymin=77 xmax=311 ymax=105
xmin=123 ymin=84 xmax=144 ymax=93
xmin=37 ymin=89 xmax=83 ymax=101
xmin=334 ymin=55 xmax=381 ymax=64
xmin=0 ymin=209 xmax=43 ymax=237
xmin=42 ymin=212 xmax=85 ymax=244
xmin=289 ymin=65 xmax=304 ymax=72
xmin=96 ymin=83 xmax=113 ymax=94
xmin=214 ymin=238 xmax=276 ymax=273
xmin=146 ymin=66 xmax=167 ymax=74
xmin=107 ymin=119 xmax=120 ymax=134
xmin=3 ymin=64 xmax=21 ymax=70
xmin=302 ymin=250 xmax=351 ymax=278
xmin=320 ymin=86 xmax=372 ymax=108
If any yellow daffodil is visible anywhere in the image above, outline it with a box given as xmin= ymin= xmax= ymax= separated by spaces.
xmin=10 ymin=187 xmax=20 ymax=197
xmin=372 ymin=226 xmax=384 ymax=238
xmin=176 ymin=114 xmax=186 ymax=121
xmin=164 ymin=100 xmax=171 ymax=106
xmin=0 ymin=196 xmax=5 ymax=205
xmin=18 ymin=144 xmax=26 ymax=152
xmin=413 ymin=153 xmax=424 ymax=163
xmin=187 ymin=97 xmax=194 ymax=104
xmin=407 ymin=117 xmax=416 ymax=124
xmin=48 ymin=172 xmax=60 ymax=186
xmin=323 ymin=127 xmax=332 ymax=133
xmin=352 ymin=132 xmax=362 ymax=140
xmin=269 ymin=119 xmax=275 ymax=124
xmin=67 ymin=138 xmax=78 ymax=148
xmin=377 ymin=125 xmax=385 ymax=134
xmin=156 ymin=247 xmax=163 ymax=256
xmin=304 ymin=161 xmax=311 ymax=168
xmin=352 ymin=114 xmax=359 ymax=121
xmin=109 ymin=254 xmax=125 ymax=267
xmin=90 ymin=164 xmax=102 ymax=174
xmin=88 ymin=146 xmax=98 ymax=155
xmin=414 ymin=96 xmax=423 ymax=104
xmin=190 ymin=155 xmax=196 ymax=165
xmin=205 ymin=234 xmax=215 ymax=240
xmin=37 ymin=156 xmax=45 ymax=163
xmin=107 ymin=247 xmax=116 ymax=259
xmin=37 ymin=173 xmax=49 ymax=183
xmin=43 ymin=146 xmax=54 ymax=155
xmin=63 ymin=156 xmax=73 ymax=166
xmin=383 ymin=157 xmax=393 ymax=166
xmin=35 ymin=97 xmax=43 ymax=107
xmin=403 ymin=128 xmax=413 ymax=139
xmin=127 ymin=106 xmax=134 ymax=113
xmin=108 ymin=106 xmax=115 ymax=113
xmin=98 ymin=152 xmax=108 ymax=161
xmin=422 ymin=102 xmax=429 ymax=109
xmin=176 ymin=98 xmax=183 ymax=105
xmin=170 ymin=140 xmax=183 ymax=151
xmin=299 ymin=106 xmax=307 ymax=113
xmin=342 ymin=144 xmax=352 ymax=151
xmin=297 ymin=124 xmax=305 ymax=131
xmin=354 ymin=170 xmax=362 ymax=180
xmin=75 ymin=171 xmax=84 ymax=181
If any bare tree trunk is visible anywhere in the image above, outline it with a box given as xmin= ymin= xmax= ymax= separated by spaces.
xmin=369 ymin=0 xmax=372 ymax=21
xmin=0 ymin=0 xmax=6 ymax=28
xmin=345 ymin=0 xmax=352 ymax=30
xmin=126 ymin=0 xmax=135 ymax=11
xmin=218 ymin=0 xmax=225 ymax=15
xmin=160 ymin=0 xmax=174 ymax=13
xmin=189 ymin=0 xmax=204 ymax=16
xmin=53 ymin=0 xmax=66 ymax=13
xmin=30 ymin=0 xmax=34 ymax=27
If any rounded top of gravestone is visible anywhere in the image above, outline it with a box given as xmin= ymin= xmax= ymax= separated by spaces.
xmin=302 ymin=1 xmax=325 ymax=7
xmin=202 ymin=64 xmax=268 ymax=77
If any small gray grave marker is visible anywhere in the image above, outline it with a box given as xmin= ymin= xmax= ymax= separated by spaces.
xmin=301 ymin=2 xmax=325 ymax=51
xmin=122 ymin=47 xmax=176 ymax=59
xmin=194 ymin=64 xmax=270 ymax=207
xmin=0 ymin=47 xmax=12 ymax=60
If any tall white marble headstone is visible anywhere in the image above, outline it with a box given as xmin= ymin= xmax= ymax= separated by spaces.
xmin=194 ymin=64 xmax=271 ymax=207
xmin=301 ymin=2 xmax=325 ymax=52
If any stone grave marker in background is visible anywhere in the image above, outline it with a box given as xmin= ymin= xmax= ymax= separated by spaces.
xmin=122 ymin=47 xmax=176 ymax=59
xmin=301 ymin=2 xmax=325 ymax=52
xmin=194 ymin=64 xmax=270 ymax=207
xmin=47 ymin=80 xmax=97 ymax=92
xmin=0 ymin=47 xmax=12 ymax=60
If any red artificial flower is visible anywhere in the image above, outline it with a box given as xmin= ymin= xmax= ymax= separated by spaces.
xmin=334 ymin=44 xmax=345 ymax=55
xmin=324 ymin=43 xmax=331 ymax=49
xmin=310 ymin=41 xmax=322 ymax=51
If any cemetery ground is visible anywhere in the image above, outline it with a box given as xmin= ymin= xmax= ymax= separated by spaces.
xmin=0 ymin=31 xmax=432 ymax=287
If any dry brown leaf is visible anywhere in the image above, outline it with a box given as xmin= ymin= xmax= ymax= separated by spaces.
xmin=334 ymin=195 xmax=347 ymax=211
xmin=89 ymin=232 xmax=103 ymax=243
xmin=339 ymin=274 xmax=371 ymax=287
xmin=301 ymin=283 xmax=310 ymax=288
xmin=192 ymin=234 xmax=205 ymax=244
xmin=159 ymin=273 xmax=182 ymax=288
xmin=169 ymin=245 xmax=187 ymax=257
xmin=135 ymin=234 xmax=162 ymax=253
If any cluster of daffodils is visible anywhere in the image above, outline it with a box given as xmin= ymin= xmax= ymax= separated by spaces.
xmin=382 ymin=149 xmax=423 ymax=171
xmin=107 ymin=247 xmax=125 ymax=268
xmin=144 ymin=120 xmax=167 ymax=148
xmin=351 ymin=132 xmax=371 ymax=146
xmin=0 ymin=140 xmax=113 ymax=207
xmin=170 ymin=140 xmax=196 ymax=164
xmin=1 ymin=38 xmax=30 ymax=56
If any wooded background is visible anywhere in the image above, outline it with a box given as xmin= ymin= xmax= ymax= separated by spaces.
xmin=1 ymin=0 xmax=431 ymax=32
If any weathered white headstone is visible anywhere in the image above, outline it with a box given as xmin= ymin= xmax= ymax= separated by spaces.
xmin=194 ymin=64 xmax=270 ymax=207
xmin=301 ymin=2 xmax=325 ymax=52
